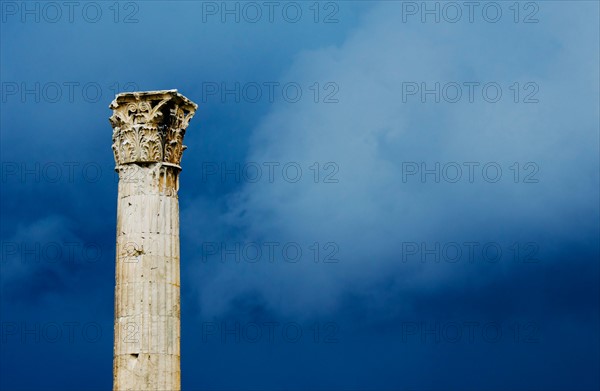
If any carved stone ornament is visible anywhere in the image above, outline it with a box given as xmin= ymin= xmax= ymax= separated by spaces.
xmin=109 ymin=90 xmax=198 ymax=168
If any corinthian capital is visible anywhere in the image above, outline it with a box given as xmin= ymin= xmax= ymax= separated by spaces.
xmin=109 ymin=90 xmax=198 ymax=168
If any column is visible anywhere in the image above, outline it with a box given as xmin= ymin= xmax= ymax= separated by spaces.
xmin=109 ymin=90 xmax=197 ymax=391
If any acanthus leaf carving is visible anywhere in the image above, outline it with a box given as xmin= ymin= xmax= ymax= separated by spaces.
xmin=109 ymin=91 xmax=197 ymax=167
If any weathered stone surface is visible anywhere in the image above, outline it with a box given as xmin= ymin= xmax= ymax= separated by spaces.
xmin=110 ymin=90 xmax=197 ymax=391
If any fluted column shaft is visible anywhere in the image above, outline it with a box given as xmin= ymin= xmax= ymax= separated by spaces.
xmin=113 ymin=163 xmax=181 ymax=390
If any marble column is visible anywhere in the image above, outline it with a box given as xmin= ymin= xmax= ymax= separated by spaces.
xmin=109 ymin=90 xmax=197 ymax=391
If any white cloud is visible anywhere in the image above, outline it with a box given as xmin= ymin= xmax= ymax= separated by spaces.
xmin=188 ymin=2 xmax=599 ymax=318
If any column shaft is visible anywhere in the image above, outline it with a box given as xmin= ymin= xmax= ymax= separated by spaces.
xmin=113 ymin=164 xmax=181 ymax=391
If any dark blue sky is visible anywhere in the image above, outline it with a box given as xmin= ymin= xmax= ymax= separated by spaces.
xmin=1 ymin=1 xmax=599 ymax=390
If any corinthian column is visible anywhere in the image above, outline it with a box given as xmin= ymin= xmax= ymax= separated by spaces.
xmin=109 ymin=90 xmax=197 ymax=391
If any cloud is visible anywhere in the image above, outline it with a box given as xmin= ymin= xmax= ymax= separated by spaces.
xmin=185 ymin=2 xmax=599 ymax=319
xmin=0 ymin=215 xmax=96 ymax=302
